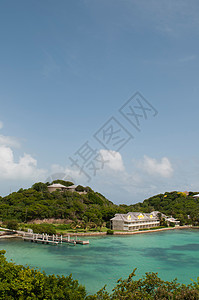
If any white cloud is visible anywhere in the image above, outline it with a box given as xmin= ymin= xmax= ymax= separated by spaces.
xmin=0 ymin=120 xmax=20 ymax=147
xmin=45 ymin=164 xmax=86 ymax=185
xmin=0 ymin=134 xmax=20 ymax=148
xmin=99 ymin=149 xmax=125 ymax=172
xmin=0 ymin=145 xmax=46 ymax=180
xmin=45 ymin=150 xmax=125 ymax=188
xmin=138 ymin=155 xmax=173 ymax=178
xmin=0 ymin=122 xmax=46 ymax=181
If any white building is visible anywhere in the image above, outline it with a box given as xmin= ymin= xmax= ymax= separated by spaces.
xmin=110 ymin=211 xmax=160 ymax=231
xmin=47 ymin=183 xmax=77 ymax=193
xmin=110 ymin=211 xmax=180 ymax=231
xmin=164 ymin=216 xmax=180 ymax=226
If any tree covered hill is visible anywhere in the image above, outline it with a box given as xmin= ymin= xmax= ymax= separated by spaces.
xmin=0 ymin=181 xmax=199 ymax=226
xmin=127 ymin=191 xmax=199 ymax=225
xmin=0 ymin=181 xmax=124 ymax=225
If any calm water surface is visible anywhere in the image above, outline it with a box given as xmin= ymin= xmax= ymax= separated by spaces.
xmin=0 ymin=229 xmax=199 ymax=294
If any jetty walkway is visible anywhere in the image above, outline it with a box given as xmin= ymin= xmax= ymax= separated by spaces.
xmin=0 ymin=226 xmax=89 ymax=245
xmin=22 ymin=232 xmax=89 ymax=246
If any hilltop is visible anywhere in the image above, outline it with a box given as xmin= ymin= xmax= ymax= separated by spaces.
xmin=0 ymin=180 xmax=123 ymax=228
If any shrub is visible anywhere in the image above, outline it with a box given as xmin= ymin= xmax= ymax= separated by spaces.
xmin=32 ymin=182 xmax=48 ymax=192
xmin=0 ymin=250 xmax=86 ymax=299
xmin=28 ymin=223 xmax=56 ymax=235
xmin=6 ymin=220 xmax=18 ymax=231
xmin=107 ymin=229 xmax=114 ymax=235
xmin=150 ymin=226 xmax=166 ymax=230
xmin=75 ymin=185 xmax=85 ymax=192
xmin=106 ymin=221 xmax=111 ymax=229
xmin=55 ymin=224 xmax=71 ymax=230
xmin=170 ymin=222 xmax=175 ymax=227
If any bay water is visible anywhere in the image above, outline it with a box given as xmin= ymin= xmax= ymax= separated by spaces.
xmin=0 ymin=229 xmax=199 ymax=294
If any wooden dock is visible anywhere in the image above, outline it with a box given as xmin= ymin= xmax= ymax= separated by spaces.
xmin=22 ymin=233 xmax=89 ymax=246
xmin=64 ymin=235 xmax=89 ymax=245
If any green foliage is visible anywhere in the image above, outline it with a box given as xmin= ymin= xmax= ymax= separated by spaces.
xmin=149 ymin=226 xmax=167 ymax=230
xmin=5 ymin=220 xmax=19 ymax=230
xmin=138 ymin=191 xmax=199 ymax=225
xmin=0 ymin=250 xmax=86 ymax=299
xmin=32 ymin=182 xmax=48 ymax=192
xmin=0 ymin=181 xmax=118 ymax=227
xmin=85 ymin=186 xmax=92 ymax=193
xmin=52 ymin=180 xmax=74 ymax=187
xmin=88 ymin=269 xmax=199 ymax=300
xmin=1 ymin=182 xmax=199 ymax=229
xmin=107 ymin=229 xmax=114 ymax=235
xmin=87 ymin=192 xmax=104 ymax=205
xmin=106 ymin=221 xmax=111 ymax=229
xmin=27 ymin=223 xmax=56 ymax=235
xmin=76 ymin=185 xmax=85 ymax=192
xmin=160 ymin=217 xmax=168 ymax=227
xmin=55 ymin=224 xmax=71 ymax=230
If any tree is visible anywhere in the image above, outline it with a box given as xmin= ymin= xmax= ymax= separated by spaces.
xmin=88 ymin=269 xmax=199 ymax=299
xmin=32 ymin=182 xmax=48 ymax=192
xmin=75 ymin=185 xmax=85 ymax=192
xmin=52 ymin=180 xmax=74 ymax=187
xmin=6 ymin=220 xmax=18 ymax=230
xmin=0 ymin=250 xmax=86 ymax=299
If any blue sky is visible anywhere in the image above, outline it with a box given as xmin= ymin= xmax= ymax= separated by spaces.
xmin=0 ymin=0 xmax=199 ymax=204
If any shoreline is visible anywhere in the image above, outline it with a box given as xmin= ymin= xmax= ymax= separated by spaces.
xmin=113 ymin=225 xmax=191 ymax=235
xmin=0 ymin=225 xmax=193 ymax=239
xmin=0 ymin=234 xmax=19 ymax=239
xmin=62 ymin=225 xmax=192 ymax=237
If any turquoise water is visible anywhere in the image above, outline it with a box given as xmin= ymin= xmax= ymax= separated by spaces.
xmin=0 ymin=229 xmax=199 ymax=294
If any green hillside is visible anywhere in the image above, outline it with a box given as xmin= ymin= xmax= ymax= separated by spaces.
xmin=0 ymin=181 xmax=124 ymax=227
xmin=0 ymin=181 xmax=199 ymax=226
xmin=127 ymin=191 xmax=199 ymax=225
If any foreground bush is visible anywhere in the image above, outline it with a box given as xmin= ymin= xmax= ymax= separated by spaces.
xmin=88 ymin=269 xmax=199 ymax=299
xmin=1 ymin=250 xmax=199 ymax=299
xmin=0 ymin=250 xmax=86 ymax=299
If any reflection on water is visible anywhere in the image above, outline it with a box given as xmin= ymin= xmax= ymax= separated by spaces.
xmin=0 ymin=229 xmax=199 ymax=294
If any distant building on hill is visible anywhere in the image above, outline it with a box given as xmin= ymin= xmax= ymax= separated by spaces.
xmin=47 ymin=183 xmax=77 ymax=193
xmin=110 ymin=211 xmax=180 ymax=231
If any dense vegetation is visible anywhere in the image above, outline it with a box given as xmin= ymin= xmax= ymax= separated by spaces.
xmin=126 ymin=191 xmax=199 ymax=225
xmin=0 ymin=250 xmax=199 ymax=300
xmin=0 ymin=181 xmax=199 ymax=227
xmin=0 ymin=181 xmax=124 ymax=228
xmin=0 ymin=250 xmax=86 ymax=299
